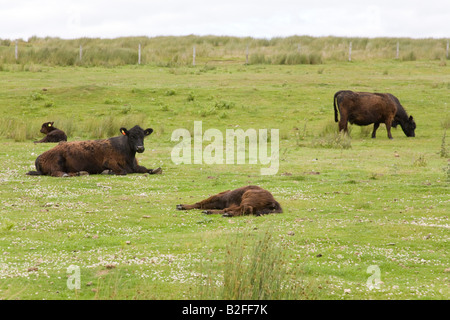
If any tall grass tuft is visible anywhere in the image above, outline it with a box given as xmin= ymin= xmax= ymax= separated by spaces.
xmin=0 ymin=118 xmax=41 ymax=142
xmin=311 ymin=121 xmax=352 ymax=149
xmin=0 ymin=114 xmax=148 ymax=141
xmin=195 ymin=231 xmax=316 ymax=300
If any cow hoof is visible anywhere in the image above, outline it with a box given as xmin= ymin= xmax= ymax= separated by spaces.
xmin=151 ymin=167 xmax=162 ymax=174
xmin=78 ymin=171 xmax=89 ymax=176
xmin=101 ymin=170 xmax=113 ymax=175
xmin=222 ymin=213 xmax=232 ymax=217
xmin=176 ymin=204 xmax=185 ymax=210
xmin=62 ymin=173 xmax=69 ymax=178
xmin=202 ymin=210 xmax=212 ymax=215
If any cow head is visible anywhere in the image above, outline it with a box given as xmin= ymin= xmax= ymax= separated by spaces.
xmin=40 ymin=122 xmax=55 ymax=134
xmin=120 ymin=126 xmax=153 ymax=153
xmin=402 ymin=115 xmax=416 ymax=137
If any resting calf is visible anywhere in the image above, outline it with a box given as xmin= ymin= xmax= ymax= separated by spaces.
xmin=176 ymin=185 xmax=282 ymax=217
xmin=34 ymin=121 xmax=67 ymax=143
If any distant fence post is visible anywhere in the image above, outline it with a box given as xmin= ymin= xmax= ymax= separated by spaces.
xmin=138 ymin=43 xmax=141 ymax=65
xmin=193 ymin=45 xmax=196 ymax=66
xmin=396 ymin=42 xmax=399 ymax=59
xmin=447 ymin=40 xmax=449 ymax=58
xmin=348 ymin=42 xmax=352 ymax=62
xmin=15 ymin=40 xmax=18 ymax=60
xmin=246 ymin=45 xmax=249 ymax=64
xmin=79 ymin=45 xmax=82 ymax=61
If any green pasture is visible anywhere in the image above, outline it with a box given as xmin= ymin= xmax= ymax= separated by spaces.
xmin=0 ymin=57 xmax=448 ymax=300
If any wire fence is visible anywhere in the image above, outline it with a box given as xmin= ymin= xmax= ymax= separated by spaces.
xmin=0 ymin=36 xmax=448 ymax=67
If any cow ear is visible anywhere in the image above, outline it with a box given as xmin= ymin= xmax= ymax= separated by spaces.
xmin=120 ymin=128 xmax=128 ymax=136
xmin=48 ymin=122 xmax=53 ymax=127
xmin=409 ymin=116 xmax=413 ymax=121
xmin=144 ymin=128 xmax=153 ymax=136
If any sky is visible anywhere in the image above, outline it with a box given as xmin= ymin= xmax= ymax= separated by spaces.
xmin=0 ymin=0 xmax=449 ymax=40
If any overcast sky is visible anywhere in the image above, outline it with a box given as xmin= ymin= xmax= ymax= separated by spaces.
xmin=1 ymin=0 xmax=448 ymax=40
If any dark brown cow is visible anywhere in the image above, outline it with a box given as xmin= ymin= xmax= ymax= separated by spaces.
xmin=333 ymin=91 xmax=416 ymax=139
xmin=27 ymin=125 xmax=162 ymax=177
xmin=176 ymin=185 xmax=282 ymax=217
xmin=34 ymin=122 xmax=67 ymax=143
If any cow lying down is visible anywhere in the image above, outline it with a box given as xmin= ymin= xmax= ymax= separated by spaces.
xmin=27 ymin=125 xmax=162 ymax=177
xmin=34 ymin=121 xmax=67 ymax=144
xmin=176 ymin=185 xmax=282 ymax=217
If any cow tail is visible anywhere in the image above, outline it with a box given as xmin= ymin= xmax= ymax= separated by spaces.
xmin=333 ymin=91 xmax=340 ymax=122
xmin=26 ymin=170 xmax=43 ymax=176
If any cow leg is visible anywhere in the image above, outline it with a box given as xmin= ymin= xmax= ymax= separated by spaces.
xmin=372 ymin=123 xmax=380 ymax=138
xmin=177 ymin=199 xmax=221 ymax=211
xmin=202 ymin=208 xmax=245 ymax=217
xmin=220 ymin=205 xmax=243 ymax=217
xmin=104 ymin=160 xmax=128 ymax=175
xmin=385 ymin=122 xmax=393 ymax=139
xmin=177 ymin=203 xmax=202 ymax=210
xmin=221 ymin=204 xmax=254 ymax=217
xmin=202 ymin=209 xmax=226 ymax=215
xmin=338 ymin=116 xmax=348 ymax=134
xmin=134 ymin=165 xmax=162 ymax=174
xmin=134 ymin=164 xmax=150 ymax=174
xmin=177 ymin=198 xmax=224 ymax=211
xmin=132 ymin=158 xmax=162 ymax=174
xmin=34 ymin=137 xmax=48 ymax=144
xmin=49 ymin=170 xmax=70 ymax=177
xmin=177 ymin=192 xmax=229 ymax=211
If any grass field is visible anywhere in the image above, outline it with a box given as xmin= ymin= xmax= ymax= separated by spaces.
xmin=0 ymin=53 xmax=449 ymax=300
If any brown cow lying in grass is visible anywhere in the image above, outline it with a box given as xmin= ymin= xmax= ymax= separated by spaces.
xmin=176 ymin=185 xmax=282 ymax=217
xmin=34 ymin=121 xmax=67 ymax=143
xmin=27 ymin=125 xmax=162 ymax=177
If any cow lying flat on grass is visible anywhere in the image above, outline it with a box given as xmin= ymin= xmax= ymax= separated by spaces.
xmin=176 ymin=185 xmax=282 ymax=217
xmin=34 ymin=122 xmax=67 ymax=143
xmin=333 ymin=90 xmax=416 ymax=139
xmin=27 ymin=125 xmax=162 ymax=177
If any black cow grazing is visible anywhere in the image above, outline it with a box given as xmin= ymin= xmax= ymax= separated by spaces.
xmin=27 ymin=125 xmax=162 ymax=177
xmin=176 ymin=185 xmax=283 ymax=217
xmin=333 ymin=90 xmax=416 ymax=139
xmin=34 ymin=122 xmax=67 ymax=143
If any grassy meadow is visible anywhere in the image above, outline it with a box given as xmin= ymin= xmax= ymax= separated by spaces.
xmin=0 ymin=36 xmax=449 ymax=300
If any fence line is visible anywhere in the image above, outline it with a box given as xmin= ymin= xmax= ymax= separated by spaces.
xmin=5 ymin=38 xmax=450 ymax=66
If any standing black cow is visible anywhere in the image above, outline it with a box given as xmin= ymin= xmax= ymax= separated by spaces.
xmin=27 ymin=125 xmax=162 ymax=177
xmin=34 ymin=121 xmax=67 ymax=143
xmin=333 ymin=90 xmax=416 ymax=139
